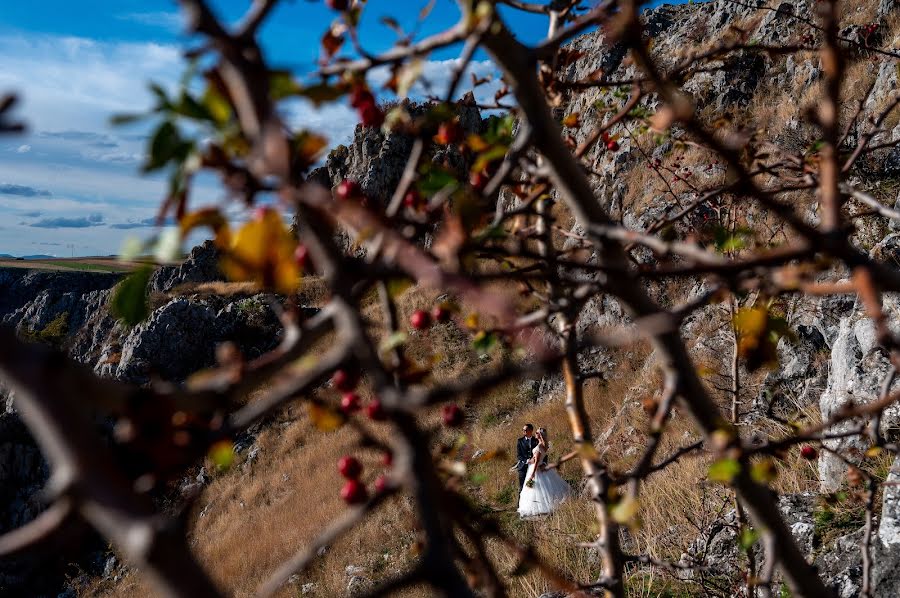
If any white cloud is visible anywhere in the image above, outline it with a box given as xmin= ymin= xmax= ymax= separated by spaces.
xmin=368 ymin=58 xmax=506 ymax=106
xmin=0 ymin=33 xmax=180 ymax=132
xmin=116 ymin=12 xmax=185 ymax=32
xmin=15 ymin=144 xmax=30 ymax=153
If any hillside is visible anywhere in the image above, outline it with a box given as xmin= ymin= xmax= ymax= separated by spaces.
xmin=2 ymin=0 xmax=900 ymax=596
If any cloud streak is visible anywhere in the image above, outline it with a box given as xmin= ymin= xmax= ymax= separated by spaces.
xmin=0 ymin=183 xmax=51 ymax=197
xmin=116 ymin=12 xmax=184 ymax=32
xmin=28 ymin=213 xmax=104 ymax=228
xmin=109 ymin=217 xmax=165 ymax=229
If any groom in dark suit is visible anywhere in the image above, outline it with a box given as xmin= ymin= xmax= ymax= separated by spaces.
xmin=516 ymin=423 xmax=539 ymax=492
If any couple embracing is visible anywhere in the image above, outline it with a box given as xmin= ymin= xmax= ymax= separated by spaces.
xmin=514 ymin=423 xmax=570 ymax=517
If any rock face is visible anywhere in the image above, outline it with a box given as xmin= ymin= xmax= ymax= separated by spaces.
xmin=0 ymin=245 xmax=284 ymax=595
xmin=0 ymin=269 xmax=121 ymax=331
xmin=309 ymin=102 xmax=484 ymax=204
xmin=148 ymin=240 xmax=224 ymax=294
xmin=0 ymin=385 xmax=50 ymax=592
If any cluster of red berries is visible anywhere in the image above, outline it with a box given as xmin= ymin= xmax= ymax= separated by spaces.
xmin=601 ymin=131 xmax=619 ymax=152
xmin=325 ymin=0 xmax=349 ymax=10
xmin=350 ymin=86 xmax=384 ymax=128
xmin=409 ymin=304 xmax=451 ymax=331
xmin=403 ymin=188 xmax=424 ymax=210
xmin=338 ymin=453 xmax=392 ymax=504
xmin=863 ymin=23 xmax=879 ymax=37
xmin=332 ymin=368 xmax=387 ymax=421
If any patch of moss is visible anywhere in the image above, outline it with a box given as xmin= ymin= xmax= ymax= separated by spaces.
xmin=21 ymin=311 xmax=69 ymax=346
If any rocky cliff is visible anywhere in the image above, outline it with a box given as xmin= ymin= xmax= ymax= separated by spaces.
xmin=0 ymin=244 xmax=288 ymax=595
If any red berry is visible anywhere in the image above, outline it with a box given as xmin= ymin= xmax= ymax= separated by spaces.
xmin=340 ymin=479 xmax=368 ymax=504
xmin=335 ymin=179 xmax=362 ymax=201
xmin=403 ymin=189 xmax=421 ymax=208
xmin=431 ymin=305 xmax=450 ymax=322
xmin=374 ymin=475 xmax=389 ymax=494
xmin=326 ymin=0 xmax=349 ymax=10
xmin=338 ymin=455 xmax=363 ymax=479
xmin=366 ymin=399 xmax=386 ymax=421
xmin=800 ymin=445 xmax=818 ymax=460
xmin=601 ymin=131 xmax=610 ymax=143
xmin=606 ymin=140 xmax=620 ymax=152
xmin=441 ymin=404 xmax=464 ymax=427
xmin=435 ymin=121 xmax=460 ymax=145
xmin=294 ymin=244 xmax=310 ymax=269
xmin=332 ymin=368 xmax=359 ymax=392
xmin=340 ymin=392 xmax=361 ymax=414
xmin=410 ymin=309 xmax=431 ymax=330
xmin=469 ymin=171 xmax=488 ymax=191
xmin=381 ymin=451 xmax=393 ymax=467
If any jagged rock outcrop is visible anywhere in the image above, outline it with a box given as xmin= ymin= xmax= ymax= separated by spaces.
xmin=308 ymin=101 xmax=485 ymax=203
xmin=115 ymin=294 xmax=282 ymax=384
xmin=148 ymin=240 xmax=224 ymax=294
xmin=0 ymin=269 xmax=121 ymax=331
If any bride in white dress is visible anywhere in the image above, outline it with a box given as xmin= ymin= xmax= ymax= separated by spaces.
xmin=517 ymin=428 xmax=571 ymax=517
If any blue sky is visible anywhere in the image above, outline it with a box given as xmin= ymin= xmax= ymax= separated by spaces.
xmin=0 ymin=1 xmax=655 ymax=257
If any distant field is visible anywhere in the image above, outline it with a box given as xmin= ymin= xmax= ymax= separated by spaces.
xmin=0 ymin=256 xmax=146 ymax=273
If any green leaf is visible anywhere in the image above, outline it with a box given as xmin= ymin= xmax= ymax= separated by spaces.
xmin=417 ymin=165 xmax=458 ymax=196
xmin=483 ymin=113 xmax=514 ymax=145
xmin=472 ymin=330 xmax=498 ymax=355
xmin=472 ymin=144 xmax=509 ymax=174
xmin=269 ymin=71 xmax=302 ymax=101
xmin=110 ymin=266 xmax=153 ymax=326
xmin=739 ymin=527 xmax=759 ymax=551
xmin=386 ymin=277 xmax=413 ymax=298
xmin=380 ymin=331 xmax=408 ymax=353
xmin=708 ymin=458 xmax=741 ymax=484
xmin=295 ymin=82 xmax=347 ymax=106
xmin=148 ymin=82 xmax=171 ymax=109
xmin=143 ymin=121 xmax=183 ymax=172
xmin=174 ymin=91 xmax=213 ymax=121
xmin=110 ymin=113 xmax=147 ymax=126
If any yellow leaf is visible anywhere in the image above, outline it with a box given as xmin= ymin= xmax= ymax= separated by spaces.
xmin=562 ymin=112 xmax=580 ymax=127
xmin=578 ymin=443 xmax=599 ymax=461
xmin=610 ymin=495 xmax=640 ymax=525
xmin=221 ymin=208 xmax=300 ymax=294
xmin=307 ymin=402 xmax=345 ymax=432
xmin=180 ymin=207 xmax=231 ymax=249
xmin=208 ymin=439 xmax=234 ymax=471
xmin=467 ymin=134 xmax=489 ymax=152
xmin=866 ymin=446 xmax=883 ymax=458
xmin=750 ymin=459 xmax=778 ymax=484
xmin=734 ymin=305 xmax=767 ymax=357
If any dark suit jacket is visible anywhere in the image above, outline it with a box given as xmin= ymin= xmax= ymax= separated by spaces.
xmin=516 ymin=436 xmax=540 ymax=471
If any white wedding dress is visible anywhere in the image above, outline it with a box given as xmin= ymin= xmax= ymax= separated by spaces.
xmin=517 ymin=445 xmax=571 ymax=517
